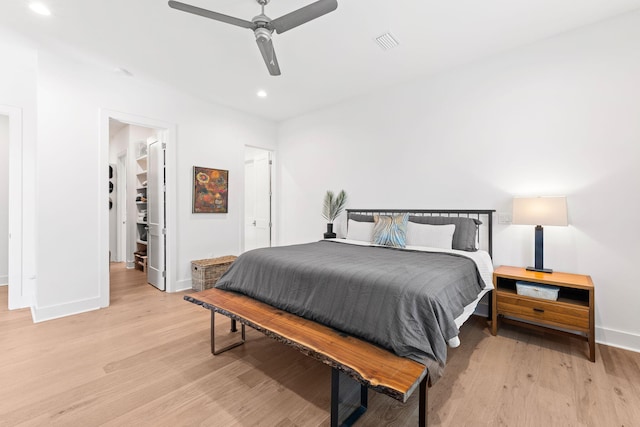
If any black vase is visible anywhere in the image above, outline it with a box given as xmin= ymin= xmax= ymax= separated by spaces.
xmin=323 ymin=223 xmax=336 ymax=239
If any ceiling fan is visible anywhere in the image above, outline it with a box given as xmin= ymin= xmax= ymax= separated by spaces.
xmin=168 ymin=0 xmax=339 ymax=76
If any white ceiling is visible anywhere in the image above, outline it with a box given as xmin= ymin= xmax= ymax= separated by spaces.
xmin=2 ymin=0 xmax=640 ymax=121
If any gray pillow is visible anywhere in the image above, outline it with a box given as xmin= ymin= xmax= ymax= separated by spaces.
xmin=408 ymin=216 xmax=481 ymax=251
xmin=348 ymin=213 xmax=375 ymax=223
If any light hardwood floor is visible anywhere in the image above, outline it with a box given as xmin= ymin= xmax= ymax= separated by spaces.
xmin=1 ymin=264 xmax=639 ymax=426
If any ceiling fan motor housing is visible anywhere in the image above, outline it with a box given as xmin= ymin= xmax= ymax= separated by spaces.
xmin=254 ymin=27 xmax=273 ymax=41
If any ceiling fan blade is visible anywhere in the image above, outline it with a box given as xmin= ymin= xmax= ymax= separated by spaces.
xmin=168 ymin=0 xmax=255 ymax=29
xmin=271 ymin=0 xmax=338 ymax=34
xmin=256 ymin=37 xmax=281 ymax=76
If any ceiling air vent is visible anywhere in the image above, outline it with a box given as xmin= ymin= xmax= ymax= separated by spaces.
xmin=374 ymin=32 xmax=399 ymax=51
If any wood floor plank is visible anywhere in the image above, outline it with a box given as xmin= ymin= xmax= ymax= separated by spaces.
xmin=1 ymin=264 xmax=639 ymax=426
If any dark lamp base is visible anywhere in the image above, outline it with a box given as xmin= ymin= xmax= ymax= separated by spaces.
xmin=526 ymin=266 xmax=553 ymax=274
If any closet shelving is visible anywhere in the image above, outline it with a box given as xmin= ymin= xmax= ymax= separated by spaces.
xmin=134 ymin=143 xmax=148 ymax=272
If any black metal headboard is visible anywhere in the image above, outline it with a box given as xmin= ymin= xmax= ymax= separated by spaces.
xmin=345 ymin=209 xmax=496 ymax=257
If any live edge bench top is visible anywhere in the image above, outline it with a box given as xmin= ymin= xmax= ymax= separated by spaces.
xmin=185 ymin=288 xmax=428 ymax=403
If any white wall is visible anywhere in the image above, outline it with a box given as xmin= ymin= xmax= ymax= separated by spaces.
xmin=0 ymin=35 xmax=276 ymax=320
xmin=108 ymin=123 xmax=130 ymax=164
xmin=277 ymin=10 xmax=640 ymax=352
xmin=0 ymin=114 xmax=8 ymax=285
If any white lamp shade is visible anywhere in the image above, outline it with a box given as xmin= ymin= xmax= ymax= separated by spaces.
xmin=512 ymin=196 xmax=568 ymax=226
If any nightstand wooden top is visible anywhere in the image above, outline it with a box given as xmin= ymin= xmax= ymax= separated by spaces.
xmin=493 ymin=265 xmax=594 ymax=290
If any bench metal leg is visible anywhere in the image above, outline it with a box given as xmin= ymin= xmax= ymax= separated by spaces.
xmin=211 ymin=311 xmax=245 ymax=355
xmin=418 ymin=374 xmax=429 ymax=427
xmin=331 ymin=368 xmax=368 ymax=427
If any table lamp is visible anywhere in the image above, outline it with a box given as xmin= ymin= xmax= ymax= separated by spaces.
xmin=512 ymin=196 xmax=568 ymax=273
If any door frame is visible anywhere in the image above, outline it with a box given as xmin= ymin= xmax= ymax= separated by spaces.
xmin=1 ymin=104 xmax=25 ymax=309
xmin=99 ymin=109 xmax=177 ymax=307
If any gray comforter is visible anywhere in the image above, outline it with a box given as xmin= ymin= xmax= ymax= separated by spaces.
xmin=215 ymin=240 xmax=486 ymax=383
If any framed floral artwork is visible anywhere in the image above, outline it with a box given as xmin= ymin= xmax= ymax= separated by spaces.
xmin=193 ymin=166 xmax=229 ymax=213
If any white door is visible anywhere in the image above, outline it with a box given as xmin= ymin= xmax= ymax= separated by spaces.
xmin=116 ymin=152 xmax=127 ymax=262
xmin=0 ymin=115 xmax=8 ymax=287
xmin=147 ymin=139 xmax=166 ymax=290
xmin=4 ymin=107 xmax=26 ymax=309
xmin=244 ymin=149 xmax=271 ymax=252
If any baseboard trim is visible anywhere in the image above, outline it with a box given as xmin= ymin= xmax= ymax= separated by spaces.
xmin=476 ymin=298 xmax=639 ymax=354
xmin=173 ymin=278 xmax=192 ymax=293
xmin=31 ymin=296 xmax=101 ymax=323
xmin=596 ymin=326 xmax=640 ymax=354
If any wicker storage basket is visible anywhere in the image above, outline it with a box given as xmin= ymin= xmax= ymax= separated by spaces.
xmin=191 ymin=255 xmax=237 ymax=291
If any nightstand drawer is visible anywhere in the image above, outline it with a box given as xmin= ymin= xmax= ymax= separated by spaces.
xmin=497 ymin=293 xmax=589 ymax=331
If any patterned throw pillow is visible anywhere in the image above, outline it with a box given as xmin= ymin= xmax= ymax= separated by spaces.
xmin=372 ymin=213 xmax=409 ymax=248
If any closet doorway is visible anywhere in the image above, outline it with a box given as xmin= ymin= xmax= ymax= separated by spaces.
xmin=0 ymin=114 xmax=9 ymax=289
xmin=1 ymin=105 xmax=25 ymax=310
xmin=106 ymin=115 xmax=168 ymax=302
xmin=244 ymin=147 xmax=273 ymax=252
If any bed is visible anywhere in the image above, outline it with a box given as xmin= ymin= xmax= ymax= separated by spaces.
xmin=214 ymin=209 xmax=495 ymax=384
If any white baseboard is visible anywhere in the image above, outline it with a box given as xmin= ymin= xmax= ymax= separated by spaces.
xmin=31 ymin=296 xmax=101 ymax=323
xmin=0 ymin=274 xmax=7 ymax=285
xmin=476 ymin=297 xmax=639 ymax=354
xmin=173 ymin=278 xmax=192 ymax=293
xmin=596 ymin=326 xmax=640 ymax=354
xmin=20 ymin=286 xmax=640 ymax=355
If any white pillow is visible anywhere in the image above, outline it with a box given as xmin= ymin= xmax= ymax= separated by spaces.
xmin=346 ymin=219 xmax=375 ymax=242
xmin=406 ymin=222 xmax=455 ymax=250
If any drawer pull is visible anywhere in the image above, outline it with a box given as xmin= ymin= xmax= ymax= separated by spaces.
xmin=533 ymin=308 xmax=545 ymax=313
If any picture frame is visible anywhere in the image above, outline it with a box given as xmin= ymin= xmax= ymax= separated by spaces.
xmin=193 ymin=166 xmax=229 ymax=213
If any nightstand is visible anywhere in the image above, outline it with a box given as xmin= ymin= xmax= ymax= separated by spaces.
xmin=492 ymin=265 xmax=595 ymax=362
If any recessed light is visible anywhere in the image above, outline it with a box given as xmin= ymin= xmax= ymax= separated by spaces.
xmin=257 ymin=90 xmax=267 ymax=98
xmin=29 ymin=2 xmax=51 ymax=16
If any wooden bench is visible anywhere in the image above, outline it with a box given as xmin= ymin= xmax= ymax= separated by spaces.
xmin=185 ymin=288 xmax=430 ymax=427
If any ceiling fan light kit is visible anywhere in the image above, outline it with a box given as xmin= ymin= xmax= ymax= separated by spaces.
xmin=168 ymin=0 xmax=338 ymax=76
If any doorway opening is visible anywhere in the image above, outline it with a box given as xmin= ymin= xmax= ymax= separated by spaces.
xmin=244 ymin=147 xmax=273 ymax=252
xmin=0 ymin=114 xmax=9 ymax=289
xmin=1 ymin=104 xmax=25 ymax=310
xmin=101 ymin=110 xmax=175 ymax=308
xmin=108 ymin=119 xmax=166 ymax=291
